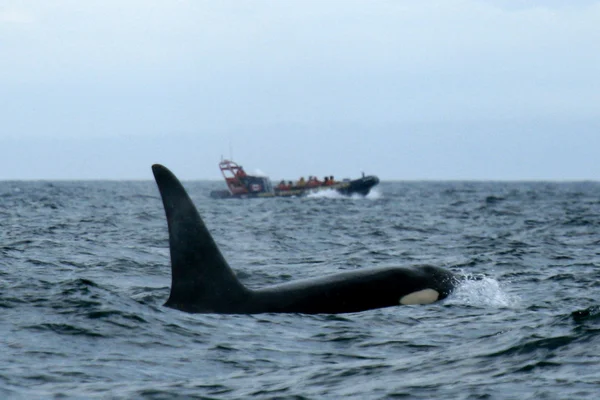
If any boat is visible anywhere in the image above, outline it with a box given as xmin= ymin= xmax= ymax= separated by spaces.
xmin=209 ymin=159 xmax=380 ymax=199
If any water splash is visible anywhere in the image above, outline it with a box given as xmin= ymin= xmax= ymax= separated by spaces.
xmin=252 ymin=169 xmax=268 ymax=177
xmin=446 ymin=275 xmax=521 ymax=308
xmin=306 ymin=189 xmax=345 ymax=199
xmin=306 ymin=188 xmax=383 ymax=200
xmin=364 ymin=187 xmax=382 ymax=200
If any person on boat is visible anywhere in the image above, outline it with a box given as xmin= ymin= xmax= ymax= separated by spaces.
xmin=306 ymin=176 xmax=321 ymax=188
xmin=277 ymin=180 xmax=290 ymax=191
xmin=297 ymin=177 xmax=306 ymax=187
xmin=235 ymin=168 xmax=247 ymax=178
xmin=324 ymin=176 xmax=335 ymax=186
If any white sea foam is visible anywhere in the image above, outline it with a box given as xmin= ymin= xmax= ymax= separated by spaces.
xmin=306 ymin=187 xmax=383 ymax=200
xmin=446 ymin=275 xmax=521 ymax=308
xmin=252 ymin=169 xmax=268 ymax=177
xmin=364 ymin=187 xmax=382 ymax=200
xmin=306 ymin=189 xmax=345 ymax=199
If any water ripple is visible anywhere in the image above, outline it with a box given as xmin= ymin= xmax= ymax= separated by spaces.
xmin=1 ymin=180 xmax=600 ymax=398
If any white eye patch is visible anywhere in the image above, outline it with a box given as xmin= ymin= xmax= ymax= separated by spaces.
xmin=399 ymin=289 xmax=440 ymax=305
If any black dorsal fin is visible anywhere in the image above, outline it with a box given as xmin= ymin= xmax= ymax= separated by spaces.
xmin=152 ymin=164 xmax=249 ymax=313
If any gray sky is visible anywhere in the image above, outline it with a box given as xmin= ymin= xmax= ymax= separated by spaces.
xmin=1 ymin=0 xmax=599 ymax=180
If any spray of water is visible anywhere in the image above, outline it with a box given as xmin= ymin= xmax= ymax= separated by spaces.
xmin=306 ymin=189 xmax=345 ymax=199
xmin=364 ymin=187 xmax=383 ymax=200
xmin=253 ymin=169 xmax=268 ymax=177
xmin=306 ymin=187 xmax=383 ymax=200
xmin=446 ymin=274 xmax=521 ymax=308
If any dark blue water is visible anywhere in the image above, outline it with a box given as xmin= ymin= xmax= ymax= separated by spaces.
xmin=2 ymin=179 xmax=600 ymax=399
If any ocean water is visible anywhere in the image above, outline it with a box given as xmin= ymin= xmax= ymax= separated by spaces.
xmin=1 ymin=179 xmax=600 ymax=399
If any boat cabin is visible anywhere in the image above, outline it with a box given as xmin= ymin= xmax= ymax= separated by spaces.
xmin=218 ymin=159 xmax=272 ymax=196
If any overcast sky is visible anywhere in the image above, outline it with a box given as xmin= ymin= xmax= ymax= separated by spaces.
xmin=1 ymin=0 xmax=599 ymax=180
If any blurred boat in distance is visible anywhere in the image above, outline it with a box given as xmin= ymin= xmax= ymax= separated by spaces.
xmin=209 ymin=159 xmax=379 ymax=199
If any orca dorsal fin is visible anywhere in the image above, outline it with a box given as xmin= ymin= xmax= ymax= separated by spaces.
xmin=152 ymin=164 xmax=249 ymax=313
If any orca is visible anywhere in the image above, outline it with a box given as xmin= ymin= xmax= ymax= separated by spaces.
xmin=152 ymin=164 xmax=457 ymax=314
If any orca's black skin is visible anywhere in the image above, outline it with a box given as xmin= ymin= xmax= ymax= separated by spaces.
xmin=152 ymin=164 xmax=457 ymax=314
